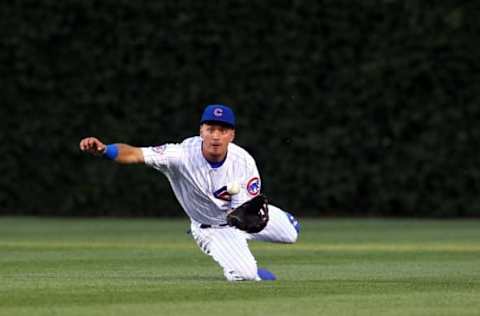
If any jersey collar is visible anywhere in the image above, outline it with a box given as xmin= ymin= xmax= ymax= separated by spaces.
xmin=205 ymin=153 xmax=227 ymax=168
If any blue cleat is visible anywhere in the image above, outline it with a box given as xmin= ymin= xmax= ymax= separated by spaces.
xmin=257 ymin=268 xmax=277 ymax=281
xmin=285 ymin=212 xmax=301 ymax=233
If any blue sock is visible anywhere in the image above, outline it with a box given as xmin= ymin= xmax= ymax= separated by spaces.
xmin=257 ymin=268 xmax=276 ymax=281
xmin=285 ymin=212 xmax=301 ymax=233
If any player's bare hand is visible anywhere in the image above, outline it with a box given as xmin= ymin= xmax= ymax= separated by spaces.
xmin=79 ymin=137 xmax=106 ymax=156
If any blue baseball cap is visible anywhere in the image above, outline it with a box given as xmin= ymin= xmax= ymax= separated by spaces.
xmin=200 ymin=104 xmax=235 ymax=128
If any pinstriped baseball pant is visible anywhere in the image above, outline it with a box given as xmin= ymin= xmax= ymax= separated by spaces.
xmin=190 ymin=205 xmax=299 ymax=281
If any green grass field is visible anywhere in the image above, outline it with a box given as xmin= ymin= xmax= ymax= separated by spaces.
xmin=1 ymin=217 xmax=479 ymax=316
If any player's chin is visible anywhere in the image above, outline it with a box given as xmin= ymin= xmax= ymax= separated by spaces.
xmin=211 ymin=145 xmax=224 ymax=153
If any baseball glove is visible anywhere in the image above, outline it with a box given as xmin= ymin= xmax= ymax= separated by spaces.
xmin=226 ymin=194 xmax=269 ymax=233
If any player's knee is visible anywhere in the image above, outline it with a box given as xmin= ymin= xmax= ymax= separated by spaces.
xmin=286 ymin=229 xmax=298 ymax=244
xmin=279 ymin=228 xmax=298 ymax=244
xmin=284 ymin=212 xmax=301 ymax=243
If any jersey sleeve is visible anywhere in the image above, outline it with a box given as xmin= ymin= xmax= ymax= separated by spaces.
xmin=230 ymin=158 xmax=262 ymax=209
xmin=141 ymin=143 xmax=182 ymax=172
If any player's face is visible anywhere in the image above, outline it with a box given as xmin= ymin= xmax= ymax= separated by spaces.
xmin=200 ymin=123 xmax=235 ymax=161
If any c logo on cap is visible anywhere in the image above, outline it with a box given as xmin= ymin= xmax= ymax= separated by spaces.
xmin=213 ymin=108 xmax=223 ymax=117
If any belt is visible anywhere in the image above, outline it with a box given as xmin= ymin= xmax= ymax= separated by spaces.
xmin=200 ymin=223 xmax=229 ymax=229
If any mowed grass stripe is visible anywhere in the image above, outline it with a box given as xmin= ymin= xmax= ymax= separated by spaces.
xmin=1 ymin=279 xmax=477 ymax=305
xmin=1 ymin=241 xmax=480 ymax=252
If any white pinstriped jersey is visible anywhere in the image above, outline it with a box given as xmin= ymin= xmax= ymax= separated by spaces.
xmin=141 ymin=136 xmax=261 ymax=225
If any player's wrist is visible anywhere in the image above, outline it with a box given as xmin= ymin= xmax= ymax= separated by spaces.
xmin=103 ymin=144 xmax=119 ymax=160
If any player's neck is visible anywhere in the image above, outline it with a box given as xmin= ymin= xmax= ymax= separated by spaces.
xmin=201 ymin=142 xmax=228 ymax=163
xmin=203 ymin=151 xmax=227 ymax=163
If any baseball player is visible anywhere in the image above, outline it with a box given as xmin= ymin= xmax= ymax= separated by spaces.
xmin=79 ymin=104 xmax=300 ymax=281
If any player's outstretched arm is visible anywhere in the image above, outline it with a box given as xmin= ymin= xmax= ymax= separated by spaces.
xmin=79 ymin=137 xmax=144 ymax=164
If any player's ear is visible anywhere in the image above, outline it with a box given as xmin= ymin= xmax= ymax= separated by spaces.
xmin=230 ymin=129 xmax=235 ymax=142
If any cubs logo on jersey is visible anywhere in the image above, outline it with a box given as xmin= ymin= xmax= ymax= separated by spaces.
xmin=213 ymin=186 xmax=231 ymax=201
xmin=246 ymin=177 xmax=261 ymax=196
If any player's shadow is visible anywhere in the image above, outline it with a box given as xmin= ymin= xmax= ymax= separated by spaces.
xmin=120 ymin=275 xmax=224 ymax=282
